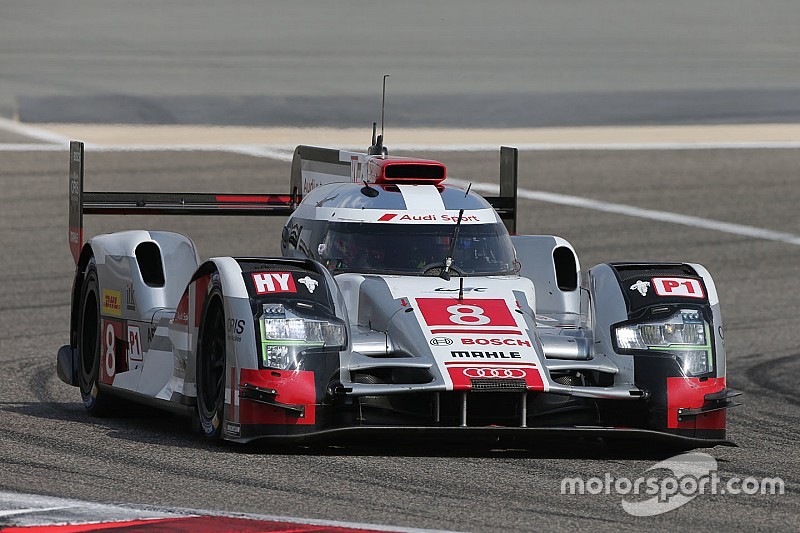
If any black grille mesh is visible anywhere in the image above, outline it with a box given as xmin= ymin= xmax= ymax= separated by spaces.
xmin=553 ymin=375 xmax=582 ymax=386
xmin=470 ymin=378 xmax=527 ymax=391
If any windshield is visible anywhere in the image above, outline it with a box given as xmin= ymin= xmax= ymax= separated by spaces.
xmin=317 ymin=222 xmax=517 ymax=276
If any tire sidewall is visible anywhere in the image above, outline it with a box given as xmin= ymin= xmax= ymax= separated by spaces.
xmin=77 ymin=261 xmax=103 ymax=412
xmin=196 ymin=284 xmax=227 ymax=439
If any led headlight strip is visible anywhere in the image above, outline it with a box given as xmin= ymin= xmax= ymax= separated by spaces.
xmin=258 ymin=304 xmax=346 ymax=370
xmin=614 ymin=309 xmax=714 ymax=376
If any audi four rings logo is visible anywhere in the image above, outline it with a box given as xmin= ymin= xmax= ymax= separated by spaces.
xmin=463 ymin=368 xmax=527 ymax=378
xmin=430 ymin=337 xmax=453 ymax=346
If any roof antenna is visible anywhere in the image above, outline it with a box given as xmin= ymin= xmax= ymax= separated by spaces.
xmin=368 ymin=74 xmax=390 ymax=156
xmin=440 ymin=209 xmax=464 ymax=281
xmin=381 ymin=74 xmax=389 ymax=147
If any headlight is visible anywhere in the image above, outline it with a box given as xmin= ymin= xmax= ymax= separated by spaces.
xmin=614 ymin=309 xmax=713 ymax=376
xmin=259 ymin=304 xmax=346 ymax=370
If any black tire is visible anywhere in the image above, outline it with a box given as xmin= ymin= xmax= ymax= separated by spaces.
xmin=77 ymin=259 xmax=116 ymax=416
xmin=196 ymin=290 xmax=227 ymax=439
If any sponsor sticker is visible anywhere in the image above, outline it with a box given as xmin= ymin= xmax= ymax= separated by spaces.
xmin=102 ymin=289 xmax=122 ymax=317
xmin=227 ymin=318 xmax=245 ymax=343
xmin=429 ymin=337 xmax=453 ymax=346
xmin=317 ymin=207 xmax=497 ymax=225
xmin=450 ymin=350 xmax=522 ymax=359
xmin=652 ymin=277 xmax=705 ymax=299
xmin=173 ymin=291 xmax=189 ymax=325
xmin=444 ymin=360 xmax=543 ymax=390
xmin=416 ymin=298 xmax=517 ymax=329
xmin=126 ymin=285 xmax=137 ymax=311
xmin=127 ymin=325 xmax=143 ymax=362
xmin=463 ymin=367 xmax=527 ymax=378
xmin=100 ymin=319 xmax=125 ymax=384
xmin=146 ymin=326 xmax=156 ymax=343
xmin=252 ymin=272 xmax=297 ymax=294
xmin=377 ymin=213 xmax=482 ymax=223
xmin=297 ymin=276 xmax=318 ymax=293
xmin=434 ymin=286 xmax=487 ymax=293
xmin=630 ymin=280 xmax=650 ymax=296
xmin=462 ymin=338 xmax=532 ymax=347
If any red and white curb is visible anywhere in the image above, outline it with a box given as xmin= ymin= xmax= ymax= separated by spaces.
xmin=0 ymin=493 xmax=455 ymax=533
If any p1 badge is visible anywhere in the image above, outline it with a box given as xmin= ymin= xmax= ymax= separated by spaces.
xmin=652 ymin=277 xmax=705 ymax=299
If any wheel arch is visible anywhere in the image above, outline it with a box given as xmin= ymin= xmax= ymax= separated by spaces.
xmin=70 ymin=242 xmax=97 ymax=349
xmin=184 ymin=258 xmax=256 ymax=400
xmin=189 ymin=257 xmax=256 ymax=439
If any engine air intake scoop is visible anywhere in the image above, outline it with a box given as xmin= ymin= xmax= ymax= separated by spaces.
xmin=369 ymin=158 xmax=446 ymax=185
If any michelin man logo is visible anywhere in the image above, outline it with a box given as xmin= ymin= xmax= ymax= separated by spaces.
xmin=298 ymin=276 xmax=318 ymax=293
xmin=630 ymin=280 xmax=650 ymax=296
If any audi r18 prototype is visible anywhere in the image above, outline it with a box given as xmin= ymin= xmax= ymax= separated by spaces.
xmin=57 ymin=138 xmax=740 ymax=448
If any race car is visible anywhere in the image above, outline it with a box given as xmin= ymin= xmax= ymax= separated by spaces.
xmin=56 ymin=136 xmax=740 ymax=448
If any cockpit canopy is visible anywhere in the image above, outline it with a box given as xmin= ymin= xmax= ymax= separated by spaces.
xmin=284 ymin=182 xmax=518 ymax=277
xmin=318 ymin=221 xmax=516 ymax=276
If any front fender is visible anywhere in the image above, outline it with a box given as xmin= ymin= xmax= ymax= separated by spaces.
xmin=187 ymin=257 xmax=348 ymax=440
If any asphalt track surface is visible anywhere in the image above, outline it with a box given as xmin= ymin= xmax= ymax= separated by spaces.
xmin=0 ymin=138 xmax=799 ymax=532
xmin=2 ymin=0 xmax=800 ymax=530
xmin=3 ymin=1 xmax=800 ymax=126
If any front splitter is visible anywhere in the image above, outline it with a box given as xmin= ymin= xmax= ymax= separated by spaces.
xmin=237 ymin=425 xmax=736 ymax=449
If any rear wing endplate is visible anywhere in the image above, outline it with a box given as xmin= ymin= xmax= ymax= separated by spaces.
xmin=484 ymin=146 xmax=518 ymax=234
xmin=290 ymin=145 xmax=361 ymax=196
xmin=68 ymin=141 xmax=299 ymax=264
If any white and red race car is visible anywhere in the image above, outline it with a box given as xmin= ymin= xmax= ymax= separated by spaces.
xmin=57 ymin=137 xmax=739 ymax=447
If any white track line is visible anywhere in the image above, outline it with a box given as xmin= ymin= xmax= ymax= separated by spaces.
xmin=0 ymin=506 xmax=76 ymax=517
xmin=447 ymin=179 xmax=800 ymax=245
xmin=194 ymin=141 xmax=800 ymax=151
xmin=366 ymin=142 xmax=800 ymax=151
xmin=1 ymin=119 xmax=799 ymax=246
xmin=0 ymin=117 xmax=72 ymax=145
xmin=0 ymin=143 xmax=66 ymax=151
xmin=7 ymin=142 xmax=800 ymax=151
xmin=0 ymin=143 xmax=298 ymax=161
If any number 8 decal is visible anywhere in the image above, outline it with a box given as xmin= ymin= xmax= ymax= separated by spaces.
xmin=104 ymin=322 xmax=115 ymax=378
xmin=446 ymin=304 xmax=490 ymax=325
xmin=416 ymin=298 xmax=517 ymax=328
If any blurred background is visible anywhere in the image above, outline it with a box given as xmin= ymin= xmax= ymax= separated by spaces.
xmin=2 ymin=0 xmax=800 ymax=128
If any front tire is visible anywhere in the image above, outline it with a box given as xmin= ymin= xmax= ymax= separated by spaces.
xmin=196 ymin=291 xmax=227 ymax=439
xmin=77 ymin=259 xmax=116 ymax=416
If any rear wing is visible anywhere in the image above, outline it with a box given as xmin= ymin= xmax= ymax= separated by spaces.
xmin=68 ymin=141 xmax=299 ymax=264
xmin=69 ymin=141 xmax=519 ymax=264
xmin=290 ymin=144 xmax=519 ymax=233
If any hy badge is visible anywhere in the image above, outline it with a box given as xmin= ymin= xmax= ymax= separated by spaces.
xmin=630 ymin=280 xmax=650 ymax=296
xmin=298 ymin=276 xmax=318 ymax=293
